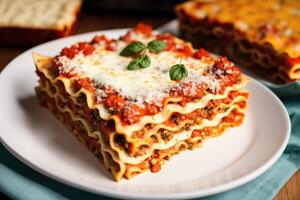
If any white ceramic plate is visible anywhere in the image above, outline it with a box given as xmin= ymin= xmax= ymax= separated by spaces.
xmin=0 ymin=29 xmax=290 ymax=200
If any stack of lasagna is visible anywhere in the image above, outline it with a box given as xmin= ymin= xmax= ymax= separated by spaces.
xmin=33 ymin=23 xmax=249 ymax=181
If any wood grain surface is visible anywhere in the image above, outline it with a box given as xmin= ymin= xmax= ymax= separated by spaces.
xmin=0 ymin=10 xmax=299 ymax=200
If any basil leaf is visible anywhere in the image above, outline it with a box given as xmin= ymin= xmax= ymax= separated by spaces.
xmin=169 ymin=64 xmax=188 ymax=81
xmin=147 ymin=40 xmax=167 ymax=53
xmin=127 ymin=55 xmax=151 ymax=70
xmin=120 ymin=41 xmax=147 ymax=56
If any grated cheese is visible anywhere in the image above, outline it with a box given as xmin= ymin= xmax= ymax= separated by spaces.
xmin=57 ymin=33 xmax=222 ymax=106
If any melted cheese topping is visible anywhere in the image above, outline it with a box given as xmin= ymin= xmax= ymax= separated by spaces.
xmin=0 ymin=0 xmax=81 ymax=29
xmin=57 ymin=34 xmax=220 ymax=106
xmin=179 ymin=0 xmax=300 ymax=58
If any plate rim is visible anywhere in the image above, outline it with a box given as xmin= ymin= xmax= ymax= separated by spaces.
xmin=0 ymin=29 xmax=291 ymax=200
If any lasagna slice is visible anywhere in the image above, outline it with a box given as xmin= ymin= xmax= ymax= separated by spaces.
xmin=33 ymin=23 xmax=249 ymax=181
xmin=176 ymin=0 xmax=300 ymax=83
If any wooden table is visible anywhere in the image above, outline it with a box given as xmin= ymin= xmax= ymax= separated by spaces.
xmin=0 ymin=11 xmax=299 ymax=200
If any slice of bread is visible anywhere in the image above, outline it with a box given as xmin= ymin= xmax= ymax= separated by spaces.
xmin=0 ymin=0 xmax=82 ymax=46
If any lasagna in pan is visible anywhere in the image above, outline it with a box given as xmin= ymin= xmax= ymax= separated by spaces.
xmin=176 ymin=0 xmax=300 ymax=83
xmin=33 ymin=23 xmax=249 ymax=181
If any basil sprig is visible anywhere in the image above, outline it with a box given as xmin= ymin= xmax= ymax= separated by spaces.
xmin=127 ymin=55 xmax=151 ymax=70
xmin=148 ymin=40 xmax=167 ymax=53
xmin=169 ymin=64 xmax=188 ymax=81
xmin=120 ymin=40 xmax=166 ymax=70
xmin=120 ymin=40 xmax=166 ymax=57
xmin=120 ymin=41 xmax=147 ymax=56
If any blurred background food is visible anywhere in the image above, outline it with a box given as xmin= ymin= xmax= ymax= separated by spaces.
xmin=0 ymin=0 xmax=82 ymax=46
xmin=0 ymin=0 xmax=181 ymax=47
xmin=84 ymin=0 xmax=182 ymax=14
xmin=176 ymin=0 xmax=300 ymax=84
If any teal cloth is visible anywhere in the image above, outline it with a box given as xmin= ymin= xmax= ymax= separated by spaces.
xmin=1 ymin=81 xmax=300 ymax=200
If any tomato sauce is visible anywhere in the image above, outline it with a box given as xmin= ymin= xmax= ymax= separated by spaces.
xmin=75 ymin=77 xmax=96 ymax=92
xmin=193 ymin=48 xmax=210 ymax=59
